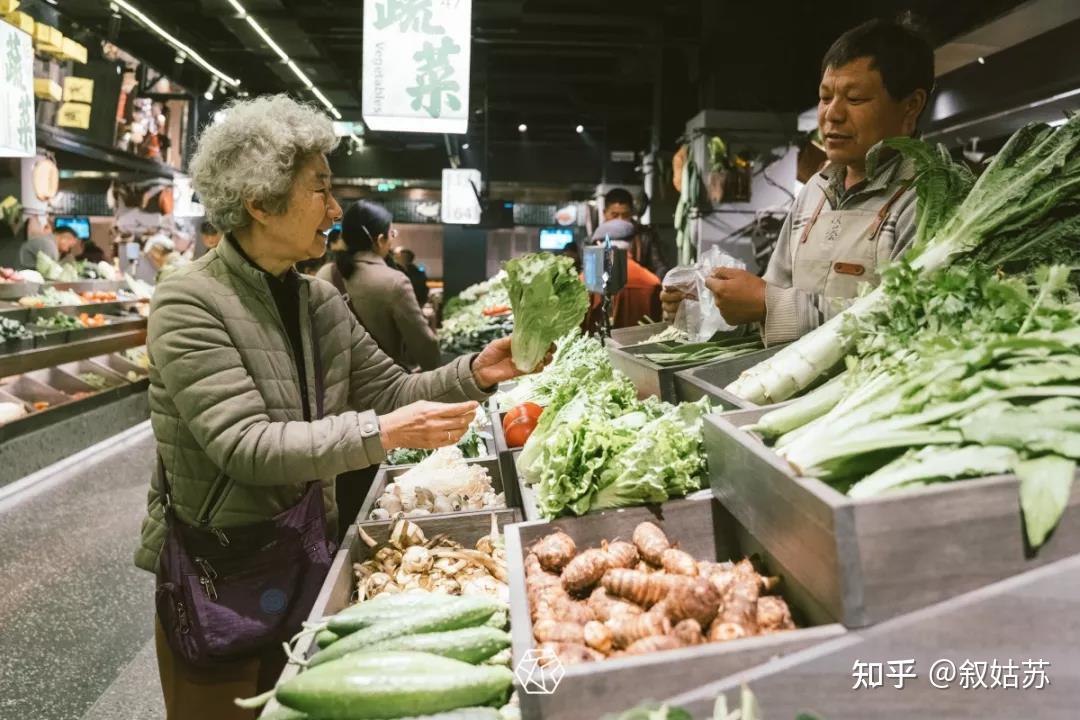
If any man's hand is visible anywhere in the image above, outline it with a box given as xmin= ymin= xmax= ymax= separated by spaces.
xmin=471 ymin=336 xmax=553 ymax=390
xmin=704 ymin=267 xmax=767 ymax=325
xmin=659 ymin=287 xmax=686 ymax=322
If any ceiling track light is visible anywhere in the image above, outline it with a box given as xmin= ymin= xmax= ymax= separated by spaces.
xmin=226 ymin=0 xmax=342 ymax=119
xmin=576 ymin=124 xmax=584 ymax=134
xmin=204 ymin=77 xmax=219 ymax=101
xmin=109 ymin=0 xmax=240 ymax=88
xmin=518 ymin=123 xmax=528 ymax=133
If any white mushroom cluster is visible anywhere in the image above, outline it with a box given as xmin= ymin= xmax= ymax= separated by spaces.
xmin=371 ymin=447 xmax=504 ymax=520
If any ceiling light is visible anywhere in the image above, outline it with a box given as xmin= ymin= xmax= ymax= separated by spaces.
xmin=109 ymin=1 xmax=240 ymax=88
xmin=518 ymin=123 xmax=527 ymax=133
xmin=576 ymin=124 xmax=584 ymax=134
xmin=462 ymin=142 xmax=470 ymax=150
xmin=977 ymin=56 xmax=985 ymax=65
xmin=204 ymin=77 xmax=218 ymax=101
xmin=227 ymin=0 xmax=341 ymax=119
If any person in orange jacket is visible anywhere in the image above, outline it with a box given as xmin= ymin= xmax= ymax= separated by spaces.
xmin=583 ymin=219 xmax=662 ymax=333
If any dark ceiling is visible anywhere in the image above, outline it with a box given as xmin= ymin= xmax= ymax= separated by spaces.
xmin=52 ymin=0 xmax=1027 ymax=159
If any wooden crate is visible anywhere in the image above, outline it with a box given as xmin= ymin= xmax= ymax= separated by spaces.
xmin=607 ymin=322 xmax=671 ymax=349
xmin=607 ymin=341 xmax=714 ymax=402
xmin=662 ymin=553 xmax=1080 ymax=719
xmin=356 ymin=457 xmax=518 ymax=523
xmin=672 ymin=344 xmax=787 ymax=408
xmin=489 ymin=409 xmax=523 ymax=511
xmin=262 ymin=511 xmax=521 ymax=718
xmin=706 ymin=407 xmax=1080 ymax=629
xmin=505 ymin=497 xmax=846 ymax=720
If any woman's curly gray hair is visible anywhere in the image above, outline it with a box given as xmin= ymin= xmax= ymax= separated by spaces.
xmin=189 ymin=94 xmax=339 ymax=234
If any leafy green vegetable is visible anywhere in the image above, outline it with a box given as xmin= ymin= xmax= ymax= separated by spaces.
xmin=729 ymin=116 xmax=1080 ymax=404
xmin=504 ymin=253 xmax=588 ymax=372
xmin=1016 ymin=455 xmax=1077 ymax=547
xmin=387 ymin=427 xmax=488 ymax=466
xmin=438 ymin=273 xmax=514 ymax=355
xmin=496 ymin=330 xmax=617 ymax=410
xmin=0 ymin=317 xmax=33 ymax=341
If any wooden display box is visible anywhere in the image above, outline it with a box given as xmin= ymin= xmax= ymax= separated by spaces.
xmin=607 ymin=322 xmax=671 ymax=349
xmin=672 ymin=344 xmax=787 ymax=408
xmin=607 ymin=341 xmax=714 ymax=402
xmin=261 ymin=511 xmax=521 ymax=718
xmin=706 ymin=406 xmax=1080 ymax=629
xmin=489 ymin=409 xmax=523 ymax=511
xmin=504 ymin=497 xmax=846 ymax=720
xmin=356 ymin=457 xmax=519 ymax=524
xmin=662 ymin=553 xmax=1080 ymax=719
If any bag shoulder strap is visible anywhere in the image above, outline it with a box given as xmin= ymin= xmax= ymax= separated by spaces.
xmin=330 ymin=264 xmax=363 ymax=325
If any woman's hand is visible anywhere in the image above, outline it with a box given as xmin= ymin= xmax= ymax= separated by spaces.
xmin=471 ymin=336 xmax=553 ymax=390
xmin=378 ymin=400 xmax=479 ymax=450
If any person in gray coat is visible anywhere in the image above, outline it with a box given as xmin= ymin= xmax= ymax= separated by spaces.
xmin=317 ymin=200 xmax=440 ymax=372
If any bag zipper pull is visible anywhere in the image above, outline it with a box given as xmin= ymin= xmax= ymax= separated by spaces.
xmin=194 ymin=557 xmax=219 ymax=600
xmin=175 ymin=601 xmax=191 ymax=633
xmin=212 ymin=528 xmax=230 ymax=547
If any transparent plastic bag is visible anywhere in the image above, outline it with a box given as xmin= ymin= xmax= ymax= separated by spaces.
xmin=661 ymin=246 xmax=747 ymax=342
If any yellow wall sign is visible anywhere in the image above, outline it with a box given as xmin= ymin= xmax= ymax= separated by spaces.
xmin=57 ymin=102 xmax=91 ymax=130
xmin=63 ymin=77 xmax=94 ymax=103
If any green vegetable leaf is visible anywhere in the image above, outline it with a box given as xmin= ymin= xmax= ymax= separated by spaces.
xmin=1015 ymin=454 xmax=1076 ymax=548
xmin=505 ymin=253 xmax=589 ymax=372
xmin=848 ymin=445 xmax=1018 ymax=499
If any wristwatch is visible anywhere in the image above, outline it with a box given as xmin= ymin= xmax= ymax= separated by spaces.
xmin=358 ymin=411 xmax=384 ymax=460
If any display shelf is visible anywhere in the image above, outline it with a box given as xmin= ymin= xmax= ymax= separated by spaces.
xmin=0 ymin=300 xmax=146 ymax=320
xmin=705 ymin=405 xmax=1080 ymax=628
xmin=504 ymin=497 xmax=846 ymax=720
xmin=0 ymin=329 xmax=147 ymax=376
xmin=36 ymin=124 xmax=179 ymax=180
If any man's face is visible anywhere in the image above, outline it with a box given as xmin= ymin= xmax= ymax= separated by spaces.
xmin=56 ymin=232 xmax=80 ymax=254
xmin=603 ymin=202 xmax=634 ymax=223
xmin=817 ymin=57 xmax=916 ymax=169
xmin=201 ymin=232 xmax=222 ymax=250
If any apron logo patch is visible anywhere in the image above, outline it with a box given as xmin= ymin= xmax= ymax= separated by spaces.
xmin=833 ymin=262 xmax=866 ymax=276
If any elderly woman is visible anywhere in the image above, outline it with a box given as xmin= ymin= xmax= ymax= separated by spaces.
xmin=136 ymin=95 xmax=535 ymax=719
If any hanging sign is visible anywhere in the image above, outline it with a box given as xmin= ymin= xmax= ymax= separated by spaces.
xmin=362 ymin=0 xmax=472 ymax=134
xmin=0 ymin=20 xmax=35 ymax=158
xmin=441 ymin=168 xmax=481 ymax=225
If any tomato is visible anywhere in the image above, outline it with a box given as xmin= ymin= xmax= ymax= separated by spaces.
xmin=504 ymin=415 xmax=537 ymax=448
xmin=503 ymin=402 xmax=543 ymax=431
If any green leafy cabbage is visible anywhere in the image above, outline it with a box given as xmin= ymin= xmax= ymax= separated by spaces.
xmin=505 ymin=253 xmax=589 ymax=372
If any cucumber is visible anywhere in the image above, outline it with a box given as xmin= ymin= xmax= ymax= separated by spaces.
xmin=258 ymin=705 xmax=310 ymax=720
xmin=483 ymin=609 xmax=508 ymax=630
xmin=354 ymin=626 xmax=510 ymax=664
xmin=398 ymin=710 xmax=502 ymax=720
xmin=315 ymin=629 xmax=340 ymax=648
xmin=277 ymin=652 xmax=514 ymax=720
xmin=310 ymin=597 xmax=503 ymax=667
xmin=328 ymin=593 xmax=450 ymax=634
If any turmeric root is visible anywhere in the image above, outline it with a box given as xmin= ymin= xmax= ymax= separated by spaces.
xmin=537 ymin=641 xmax=603 ymax=665
xmin=666 ymin=576 xmax=721 ymax=626
xmin=672 ymin=618 xmax=705 ymax=646
xmin=625 ymin=634 xmax=683 ymax=655
xmin=533 ymin=619 xmax=585 ymax=645
xmin=583 ymin=620 xmax=614 ymax=654
xmin=661 ymin=548 xmax=699 ymax=576
xmin=603 ymin=540 xmax=639 ymax=569
xmin=756 ymin=595 xmax=795 ymax=632
xmin=632 ymin=522 xmax=670 ymax=566
xmin=562 ymin=548 xmax=612 ymax=594
xmin=533 ymin=531 xmax=576 ymax=572
xmin=602 ymin=568 xmax=671 ymax=608
xmin=608 ymin=612 xmax=671 ymax=649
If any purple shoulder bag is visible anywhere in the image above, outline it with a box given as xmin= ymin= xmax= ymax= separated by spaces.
xmin=154 ymin=317 xmax=335 ymax=667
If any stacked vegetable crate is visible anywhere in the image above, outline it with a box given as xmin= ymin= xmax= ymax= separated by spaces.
xmin=705 ymin=405 xmax=1080 ymax=627
xmin=672 ymin=343 xmax=788 ymax=408
xmin=657 ymin=553 xmax=1080 ymax=719
xmin=504 ymin=497 xmax=845 ymax=720
xmin=357 ymin=457 xmax=522 ymax=524
xmin=261 ymin=511 xmax=521 ymax=718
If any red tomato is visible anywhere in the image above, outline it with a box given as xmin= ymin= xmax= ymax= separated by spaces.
xmin=503 ymin=402 xmax=544 ymax=432
xmin=504 ymin=415 xmax=537 ymax=447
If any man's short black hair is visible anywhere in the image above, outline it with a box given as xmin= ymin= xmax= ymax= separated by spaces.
xmin=603 ymin=187 xmax=634 ymax=209
xmin=54 ymin=226 xmax=80 ymax=240
xmin=822 ymin=16 xmax=934 ymax=101
xmin=199 ymin=220 xmax=219 ymax=236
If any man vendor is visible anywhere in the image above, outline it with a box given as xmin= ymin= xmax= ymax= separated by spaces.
xmin=661 ymin=17 xmax=932 ymax=343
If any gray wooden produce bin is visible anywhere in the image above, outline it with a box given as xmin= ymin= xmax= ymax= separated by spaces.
xmin=260 ymin=510 xmax=521 ymax=718
xmin=607 ymin=341 xmax=718 ymax=402
xmin=706 ymin=406 xmax=1080 ymax=629
xmin=606 ymin=322 xmax=671 ymax=349
xmin=661 ymin=552 xmax=1080 ymax=720
xmin=673 ymin=343 xmax=788 ymax=409
xmin=356 ymin=457 xmax=520 ymax=523
xmin=489 ymin=409 xmax=525 ymax=511
xmin=504 ymin=497 xmax=846 ymax=720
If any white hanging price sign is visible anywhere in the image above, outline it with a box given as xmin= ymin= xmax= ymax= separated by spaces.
xmin=362 ymin=0 xmax=472 ymax=134
xmin=441 ymin=168 xmax=481 ymax=225
xmin=0 ymin=22 xmax=35 ymax=158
